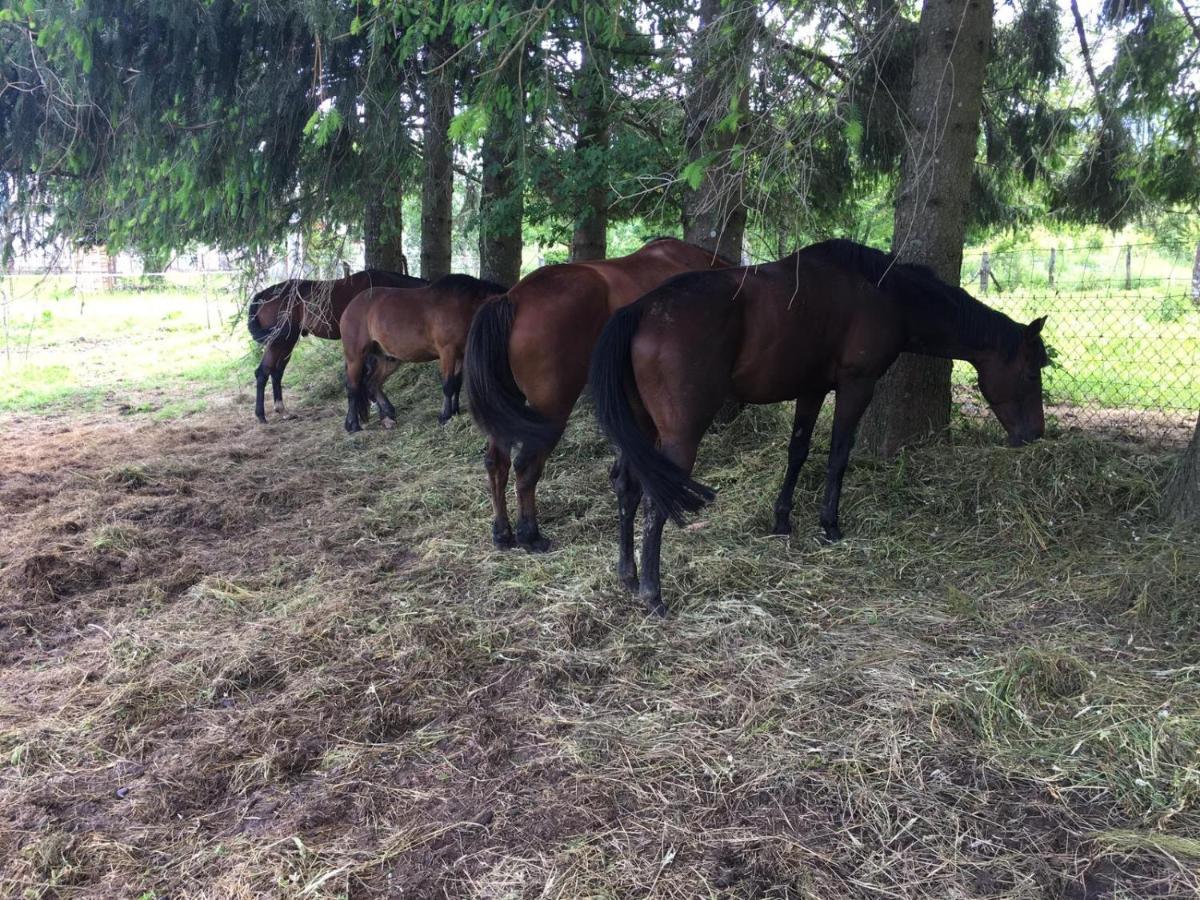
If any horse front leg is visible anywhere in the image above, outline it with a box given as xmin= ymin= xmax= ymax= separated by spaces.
xmin=819 ymin=378 xmax=876 ymax=542
xmin=438 ymin=350 xmax=463 ymax=425
xmin=771 ymin=394 xmax=824 ymax=535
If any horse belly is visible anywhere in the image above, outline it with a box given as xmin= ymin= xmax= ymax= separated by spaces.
xmin=730 ymin=321 xmax=834 ymax=404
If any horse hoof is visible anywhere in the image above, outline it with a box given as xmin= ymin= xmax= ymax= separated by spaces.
xmin=492 ymin=524 xmax=516 ymax=550
xmin=619 ymin=573 xmax=640 ymax=593
xmin=643 ymin=595 xmax=669 ymax=618
xmin=273 ymin=402 xmax=288 ymax=416
xmin=769 ymin=520 xmax=792 ymax=537
xmin=520 ymin=535 xmax=552 ymax=554
xmin=256 ymin=416 xmax=268 ymax=425
xmin=345 ymin=422 xmax=362 ymax=434
xmin=381 ymin=417 xmax=396 ymax=430
xmin=821 ymin=524 xmax=844 ymax=543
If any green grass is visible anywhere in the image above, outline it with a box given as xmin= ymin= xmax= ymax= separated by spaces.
xmin=1 ymin=277 xmax=247 ymax=413
xmin=951 ymin=286 xmax=1200 ymax=413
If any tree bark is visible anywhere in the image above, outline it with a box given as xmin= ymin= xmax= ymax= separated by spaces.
xmin=1165 ymin=410 xmax=1200 ymax=522
xmin=570 ymin=40 xmax=610 ymax=262
xmin=479 ymin=108 xmax=523 ymax=285
xmin=858 ymin=0 xmax=995 ymax=457
xmin=420 ymin=30 xmax=454 ymax=281
xmin=681 ymin=0 xmax=755 ymax=262
xmin=364 ymin=195 xmax=407 ymax=273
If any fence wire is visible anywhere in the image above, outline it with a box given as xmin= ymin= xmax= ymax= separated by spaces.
xmin=956 ymin=243 xmax=1199 ymax=446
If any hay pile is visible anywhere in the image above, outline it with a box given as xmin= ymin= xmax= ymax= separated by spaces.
xmin=1 ymin=353 xmax=1197 ymax=898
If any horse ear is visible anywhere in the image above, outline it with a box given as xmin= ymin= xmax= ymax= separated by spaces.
xmin=1025 ymin=315 xmax=1047 ymax=338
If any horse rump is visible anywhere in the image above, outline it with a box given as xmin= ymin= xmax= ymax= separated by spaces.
xmin=464 ymin=295 xmax=559 ymax=453
xmin=589 ymin=303 xmax=715 ymax=525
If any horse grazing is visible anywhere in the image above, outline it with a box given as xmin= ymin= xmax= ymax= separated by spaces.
xmin=340 ymin=274 xmax=509 ymax=432
xmin=465 ymin=237 xmax=733 ymax=551
xmin=590 ymin=240 xmax=1049 ymax=616
xmin=247 ymin=268 xmax=426 ymax=423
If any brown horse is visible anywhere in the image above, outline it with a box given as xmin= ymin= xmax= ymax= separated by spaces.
xmin=340 ymin=274 xmax=509 ymax=431
xmin=590 ymin=240 xmax=1050 ymax=616
xmin=464 ymin=237 xmax=733 ymax=551
xmin=247 ymin=268 xmax=426 ymax=422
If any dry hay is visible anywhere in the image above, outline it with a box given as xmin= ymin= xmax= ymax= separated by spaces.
xmin=1 ymin=358 xmax=1197 ymax=898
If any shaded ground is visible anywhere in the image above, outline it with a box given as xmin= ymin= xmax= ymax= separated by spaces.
xmin=1 ymin=360 xmax=1198 ymax=898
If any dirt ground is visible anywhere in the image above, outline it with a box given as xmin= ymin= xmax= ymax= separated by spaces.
xmin=1 ymin=370 xmax=1198 ymax=898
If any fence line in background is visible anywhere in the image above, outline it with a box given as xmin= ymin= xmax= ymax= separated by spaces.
xmin=6 ymin=246 xmax=1199 ymax=445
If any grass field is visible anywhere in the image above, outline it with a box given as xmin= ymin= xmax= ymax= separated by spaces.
xmin=0 ymin=283 xmax=1198 ymax=897
xmin=0 ymin=276 xmax=245 ymax=415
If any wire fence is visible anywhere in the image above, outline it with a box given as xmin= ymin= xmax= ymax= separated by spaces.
xmin=5 ymin=242 xmax=1198 ymax=444
xmin=955 ymin=242 xmax=1199 ymax=445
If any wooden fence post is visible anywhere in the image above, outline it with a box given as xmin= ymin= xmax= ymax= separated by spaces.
xmin=1124 ymin=245 xmax=1132 ymax=291
xmin=1048 ymin=247 xmax=1056 ymax=287
xmin=980 ymin=252 xmax=989 ymax=294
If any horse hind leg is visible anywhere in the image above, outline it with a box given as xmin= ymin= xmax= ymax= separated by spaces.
xmin=255 ymin=342 xmax=280 ymax=424
xmin=485 ymin=439 xmax=515 ymax=549
xmin=343 ymin=353 xmax=370 ymax=433
xmin=610 ymin=456 xmax=644 ymax=592
xmin=636 ymin=436 xmax=701 ymax=618
xmin=369 ymin=355 xmax=402 ymax=429
xmin=513 ymin=427 xmax=565 ymax=553
xmin=271 ymin=349 xmax=293 ymax=416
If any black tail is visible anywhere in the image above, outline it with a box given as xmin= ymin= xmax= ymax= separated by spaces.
xmin=246 ymin=288 xmax=275 ymax=344
xmin=464 ymin=296 xmax=559 ymax=452
xmin=589 ymin=304 xmax=715 ymax=525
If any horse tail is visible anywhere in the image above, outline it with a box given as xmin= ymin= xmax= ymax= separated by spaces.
xmin=590 ymin=304 xmax=715 ymax=525
xmin=464 ymin=295 xmax=558 ymax=453
xmin=246 ymin=288 xmax=275 ymax=345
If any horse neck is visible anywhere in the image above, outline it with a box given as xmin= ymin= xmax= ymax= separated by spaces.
xmin=898 ymin=293 xmax=1016 ymax=365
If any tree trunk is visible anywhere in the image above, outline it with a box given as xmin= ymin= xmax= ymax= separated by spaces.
xmin=681 ymin=0 xmax=755 ymax=262
xmin=1165 ymin=410 xmax=1200 ymax=522
xmin=858 ymin=0 xmax=995 ymax=457
xmin=364 ymin=196 xmax=407 ymax=273
xmin=570 ymin=41 xmax=609 ymax=262
xmin=479 ymin=65 xmax=524 ymax=287
xmin=420 ymin=31 xmax=454 ymax=281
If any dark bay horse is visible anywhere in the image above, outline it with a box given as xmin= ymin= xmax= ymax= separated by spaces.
xmin=464 ymin=238 xmax=733 ymax=551
xmin=340 ymin=274 xmax=509 ymax=431
xmin=247 ymin=268 xmax=426 ymax=422
xmin=590 ymin=240 xmax=1050 ymax=616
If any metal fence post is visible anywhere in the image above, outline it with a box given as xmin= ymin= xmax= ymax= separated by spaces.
xmin=980 ymin=252 xmax=989 ymax=294
xmin=1125 ymin=245 xmax=1132 ymax=291
xmin=1192 ymin=242 xmax=1200 ymax=305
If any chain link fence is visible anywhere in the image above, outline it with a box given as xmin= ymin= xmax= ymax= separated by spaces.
xmin=955 ymin=242 xmax=1199 ymax=446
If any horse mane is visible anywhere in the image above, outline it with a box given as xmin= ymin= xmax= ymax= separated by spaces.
xmin=805 ymin=239 xmax=1030 ymax=359
xmin=433 ymin=273 xmax=510 ymax=297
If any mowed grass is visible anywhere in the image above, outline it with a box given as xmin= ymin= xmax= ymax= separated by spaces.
xmin=0 ymin=274 xmax=247 ymax=414
xmin=0 ymin=319 xmax=1197 ymax=897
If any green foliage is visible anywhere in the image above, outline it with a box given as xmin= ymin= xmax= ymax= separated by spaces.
xmin=1 ymin=0 xmax=1194 ymax=265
